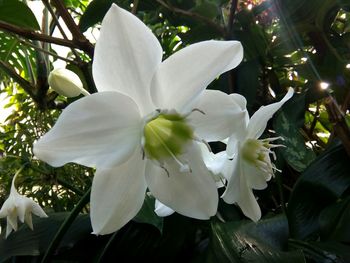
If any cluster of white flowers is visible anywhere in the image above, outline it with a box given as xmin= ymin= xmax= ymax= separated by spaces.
xmin=0 ymin=4 xmax=293 ymax=237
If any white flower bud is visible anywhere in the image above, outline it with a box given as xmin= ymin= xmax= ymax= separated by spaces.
xmin=48 ymin=68 xmax=89 ymax=97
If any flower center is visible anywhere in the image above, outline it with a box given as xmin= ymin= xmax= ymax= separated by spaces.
xmin=143 ymin=112 xmax=194 ymax=162
xmin=241 ymin=137 xmax=283 ymax=176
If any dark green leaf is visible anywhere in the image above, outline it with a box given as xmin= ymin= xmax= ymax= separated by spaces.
xmin=209 ymin=215 xmax=305 ymax=263
xmin=0 ymin=0 xmax=40 ymax=30
xmin=133 ymin=195 xmax=163 ymax=233
xmin=287 ymin=144 xmax=350 ymax=240
xmin=319 ymin=196 xmax=350 ymax=243
xmin=0 ymin=213 xmax=92 ymax=262
xmin=274 ymin=93 xmax=316 ymax=172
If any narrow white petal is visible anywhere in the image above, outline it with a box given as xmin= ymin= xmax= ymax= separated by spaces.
xmin=34 ymin=92 xmax=142 ymax=169
xmin=221 ymin=152 xmax=241 ymax=204
xmin=93 ymin=4 xmax=162 ymax=114
xmin=151 ymin=40 xmax=243 ymax=112
xmin=6 ymin=219 xmax=14 ymax=238
xmin=222 ymin=151 xmax=261 ymax=221
xmin=31 ymin=202 xmax=48 ymax=218
xmin=90 ymin=148 xmax=147 ymax=235
xmin=189 ymin=90 xmax=247 ymax=141
xmin=145 ymin=143 xmax=218 ymax=220
xmin=154 ymin=199 xmax=175 ymax=217
xmin=236 ymin=179 xmax=261 ymax=222
xmin=242 ymin=161 xmax=268 ymax=190
xmin=247 ymin=88 xmax=294 ymax=139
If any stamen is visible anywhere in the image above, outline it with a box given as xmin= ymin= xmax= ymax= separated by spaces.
xmin=191 ymin=108 xmax=206 ymax=115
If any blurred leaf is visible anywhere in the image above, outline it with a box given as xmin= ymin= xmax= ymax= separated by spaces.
xmin=0 ymin=0 xmax=40 ymax=30
xmin=208 ymin=215 xmax=305 ymax=263
xmin=133 ymin=195 xmax=163 ymax=233
xmin=319 ymin=196 xmax=350 ymax=243
xmin=287 ymin=144 xmax=350 ymax=240
xmin=235 ymin=59 xmax=261 ymax=110
xmin=0 ymin=33 xmax=36 ymax=81
xmin=0 ymin=213 xmax=92 ymax=262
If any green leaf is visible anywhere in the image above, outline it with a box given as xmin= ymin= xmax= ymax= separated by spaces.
xmin=79 ymin=0 xmax=130 ymax=32
xmin=235 ymin=59 xmax=260 ymax=110
xmin=274 ymin=93 xmax=316 ymax=172
xmin=0 ymin=0 xmax=40 ymax=30
xmin=287 ymin=144 xmax=350 ymax=240
xmin=319 ymin=196 xmax=350 ymax=243
xmin=208 ymin=215 xmax=305 ymax=263
xmin=0 ymin=213 xmax=92 ymax=262
xmin=133 ymin=195 xmax=163 ymax=233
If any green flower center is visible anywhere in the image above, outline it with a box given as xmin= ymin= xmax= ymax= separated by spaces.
xmin=241 ymin=139 xmax=266 ymax=164
xmin=143 ymin=112 xmax=194 ymax=161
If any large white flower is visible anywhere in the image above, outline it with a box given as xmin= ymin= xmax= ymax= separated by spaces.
xmin=218 ymin=88 xmax=294 ymax=221
xmin=33 ymin=4 xmax=245 ymax=235
xmin=0 ymin=171 xmax=48 ymax=238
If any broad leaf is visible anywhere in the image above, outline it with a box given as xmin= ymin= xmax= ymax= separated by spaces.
xmin=287 ymin=144 xmax=350 ymax=240
xmin=0 ymin=0 xmax=40 ymax=30
xmin=208 ymin=215 xmax=305 ymax=263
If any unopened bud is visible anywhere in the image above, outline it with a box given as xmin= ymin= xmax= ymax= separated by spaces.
xmin=48 ymin=68 xmax=89 ymax=97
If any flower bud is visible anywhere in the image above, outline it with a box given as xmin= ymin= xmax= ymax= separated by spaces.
xmin=48 ymin=68 xmax=89 ymax=97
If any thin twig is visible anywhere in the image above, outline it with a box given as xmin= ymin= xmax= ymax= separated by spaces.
xmin=156 ymin=0 xmax=226 ymax=35
xmin=131 ymin=0 xmax=139 ymax=14
xmin=42 ymin=0 xmax=83 ymax=61
xmin=18 ymin=38 xmax=80 ymax=65
xmin=0 ymin=60 xmax=36 ymax=99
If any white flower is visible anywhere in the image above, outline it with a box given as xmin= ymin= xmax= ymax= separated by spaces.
xmin=215 ymin=88 xmax=294 ymax=221
xmin=33 ymin=4 xmax=245 ymax=235
xmin=48 ymin=68 xmax=89 ymax=97
xmin=0 ymin=171 xmax=48 ymax=238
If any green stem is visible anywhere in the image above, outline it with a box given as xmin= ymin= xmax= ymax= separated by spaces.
xmin=40 ymin=188 xmax=91 ymax=263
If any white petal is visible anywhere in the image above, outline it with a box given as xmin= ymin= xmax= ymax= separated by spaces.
xmin=221 ymin=151 xmax=241 ymax=204
xmin=93 ymin=4 xmax=162 ymax=114
xmin=151 ymin=40 xmax=243 ymax=112
xmin=247 ymin=88 xmax=294 ymax=139
xmin=90 ymin=148 xmax=147 ymax=235
xmin=189 ymin=90 xmax=247 ymax=141
xmin=6 ymin=219 xmax=14 ymax=238
xmin=34 ymin=92 xmax=142 ymax=168
xmin=145 ymin=143 xmax=218 ymax=219
xmin=242 ymin=161 xmax=268 ymax=190
xmin=222 ymin=151 xmax=261 ymax=222
xmin=154 ymin=199 xmax=175 ymax=217
xmin=237 ymin=179 xmax=261 ymax=222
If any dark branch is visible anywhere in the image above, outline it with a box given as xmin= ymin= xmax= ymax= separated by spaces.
xmin=156 ymin=0 xmax=226 ymax=35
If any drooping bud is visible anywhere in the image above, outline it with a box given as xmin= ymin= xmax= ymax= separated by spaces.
xmin=0 ymin=170 xmax=48 ymax=238
xmin=48 ymin=68 xmax=89 ymax=97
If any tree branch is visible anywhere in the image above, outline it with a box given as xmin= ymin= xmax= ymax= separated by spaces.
xmin=324 ymin=96 xmax=350 ymax=156
xmin=0 ymin=20 xmax=92 ymax=55
xmin=156 ymin=0 xmax=226 ymax=35
xmin=227 ymin=0 xmax=238 ymax=39
xmin=49 ymin=0 xmax=94 ymax=56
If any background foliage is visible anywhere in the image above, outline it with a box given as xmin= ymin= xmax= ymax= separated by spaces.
xmin=0 ymin=0 xmax=349 ymax=262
